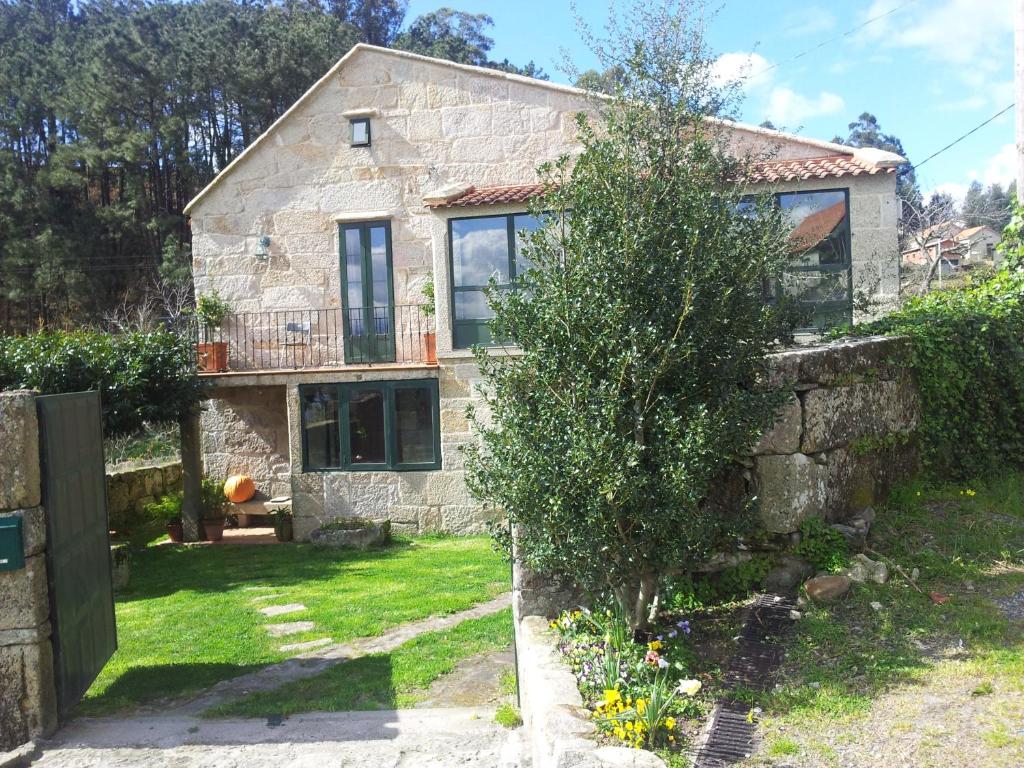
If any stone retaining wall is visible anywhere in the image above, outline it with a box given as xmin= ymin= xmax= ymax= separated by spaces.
xmin=105 ymin=460 xmax=183 ymax=529
xmin=751 ymin=334 xmax=919 ymax=535
xmin=0 ymin=391 xmax=57 ymax=752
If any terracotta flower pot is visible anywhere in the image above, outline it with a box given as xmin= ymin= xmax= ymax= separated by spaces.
xmin=275 ymin=517 xmax=294 ymax=542
xmin=423 ymin=331 xmax=437 ymax=365
xmin=203 ymin=518 xmax=226 ymax=542
xmin=166 ymin=521 xmax=184 ymax=543
xmin=197 ymin=342 xmax=229 ymax=373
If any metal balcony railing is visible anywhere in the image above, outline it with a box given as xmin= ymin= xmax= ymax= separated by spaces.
xmin=196 ymin=305 xmax=436 ymax=372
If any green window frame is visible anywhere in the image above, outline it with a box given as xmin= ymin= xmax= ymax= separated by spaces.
xmin=448 ymin=213 xmax=541 ymax=349
xmin=299 ymin=379 xmax=441 ymax=472
xmin=775 ymin=188 xmax=852 ymax=331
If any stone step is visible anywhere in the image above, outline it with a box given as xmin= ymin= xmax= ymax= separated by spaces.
xmin=250 ymin=593 xmax=286 ymax=603
xmin=259 ymin=603 xmax=306 ymax=618
xmin=265 ymin=621 xmax=315 ymax=637
xmin=279 ymin=638 xmax=334 ymax=653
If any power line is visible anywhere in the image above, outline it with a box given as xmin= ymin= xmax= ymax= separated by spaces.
xmin=912 ymin=104 xmax=1015 ymax=171
xmin=750 ymin=0 xmax=920 ymax=79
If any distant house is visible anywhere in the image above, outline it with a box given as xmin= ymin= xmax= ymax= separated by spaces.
xmin=184 ymin=44 xmax=904 ymax=540
xmin=902 ymin=221 xmax=1001 ymax=272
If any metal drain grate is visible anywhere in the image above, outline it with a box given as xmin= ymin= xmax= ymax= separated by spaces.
xmin=693 ymin=593 xmax=796 ymax=767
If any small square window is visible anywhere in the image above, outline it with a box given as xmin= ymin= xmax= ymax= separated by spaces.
xmin=350 ymin=118 xmax=371 ymax=147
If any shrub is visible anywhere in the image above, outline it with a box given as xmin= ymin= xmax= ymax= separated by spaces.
xmin=0 ymin=329 xmax=201 ymax=436
xmin=465 ymin=2 xmax=796 ymax=630
xmin=850 ymin=267 xmax=1024 ymax=479
xmin=793 ymin=517 xmax=848 ymax=572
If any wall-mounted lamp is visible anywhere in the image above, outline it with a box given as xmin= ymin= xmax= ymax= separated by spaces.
xmin=255 ymin=235 xmax=271 ymax=260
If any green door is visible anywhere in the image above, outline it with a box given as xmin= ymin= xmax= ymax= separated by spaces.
xmin=341 ymin=221 xmax=395 ymax=363
xmin=37 ymin=391 xmax=116 ymax=720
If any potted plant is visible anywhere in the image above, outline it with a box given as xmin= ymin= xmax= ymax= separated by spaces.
xmin=195 ymin=291 xmax=231 ymax=373
xmin=270 ymin=506 xmax=293 ymax=542
xmin=421 ymin=277 xmax=437 ymax=365
xmin=145 ymin=492 xmax=184 ymax=543
xmin=200 ymin=477 xmax=228 ymax=542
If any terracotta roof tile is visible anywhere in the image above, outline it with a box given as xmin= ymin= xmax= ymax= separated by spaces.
xmin=427 ymin=183 xmax=547 ymax=208
xmin=430 ymin=156 xmax=895 ymax=208
xmin=749 ymin=154 xmax=895 ymax=184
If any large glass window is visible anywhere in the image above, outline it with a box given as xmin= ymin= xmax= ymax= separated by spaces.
xmin=775 ymin=189 xmax=852 ymax=330
xmin=300 ymin=380 xmax=440 ymax=471
xmin=449 ymin=213 xmax=541 ymax=348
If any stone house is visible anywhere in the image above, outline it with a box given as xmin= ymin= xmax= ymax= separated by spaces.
xmin=184 ymin=44 xmax=904 ymax=539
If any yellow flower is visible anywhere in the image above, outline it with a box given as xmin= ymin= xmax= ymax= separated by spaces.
xmin=636 ymin=698 xmax=647 ymax=715
xmin=677 ymin=679 xmax=702 ymax=696
xmin=966 ymin=489 xmax=976 ymax=496
xmin=603 ymin=689 xmax=622 ymax=707
xmin=614 ymin=727 xmax=626 ymax=740
xmin=664 ymin=717 xmax=676 ymax=729
xmin=648 ymin=639 xmax=662 ymax=651
xmin=625 ymin=721 xmax=634 ymax=731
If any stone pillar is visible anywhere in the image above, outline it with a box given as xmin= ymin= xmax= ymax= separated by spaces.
xmin=0 ymin=391 xmax=57 ymax=751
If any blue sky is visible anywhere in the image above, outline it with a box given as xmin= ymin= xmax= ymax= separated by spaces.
xmin=406 ymin=0 xmax=1015 ymax=201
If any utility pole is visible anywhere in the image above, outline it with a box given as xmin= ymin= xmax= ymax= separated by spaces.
xmin=1016 ymin=0 xmax=1024 ymax=194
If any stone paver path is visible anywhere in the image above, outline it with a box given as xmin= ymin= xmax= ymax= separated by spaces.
xmin=30 ymin=708 xmax=516 ymax=768
xmin=170 ymin=592 xmax=512 ymax=715
xmin=415 ymin=646 xmax=515 ymax=709
xmin=259 ymin=603 xmax=306 ymax=618
xmin=265 ymin=621 xmax=315 ymax=637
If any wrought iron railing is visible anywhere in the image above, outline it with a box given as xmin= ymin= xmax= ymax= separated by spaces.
xmin=196 ymin=304 xmax=436 ymax=372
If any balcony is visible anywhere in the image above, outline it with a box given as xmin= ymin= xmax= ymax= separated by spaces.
xmin=196 ymin=305 xmax=436 ymax=375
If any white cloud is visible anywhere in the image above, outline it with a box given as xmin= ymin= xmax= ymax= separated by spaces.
xmin=923 ymin=143 xmax=1018 ymax=203
xmin=922 ymin=181 xmax=969 ymax=203
xmin=765 ymin=87 xmax=845 ymax=126
xmin=976 ymin=143 xmax=1017 ymax=188
xmin=712 ymin=52 xmax=773 ymax=91
xmin=862 ymin=0 xmax=1012 ymax=66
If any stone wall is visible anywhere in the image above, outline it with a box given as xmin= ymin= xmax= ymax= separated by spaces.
xmin=105 ymin=460 xmax=182 ymax=530
xmin=201 ymin=385 xmax=291 ymax=500
xmin=511 ymin=334 xmax=920 ymax=621
xmin=276 ymin=364 xmax=494 ymax=540
xmin=751 ymin=334 xmax=919 ymax=534
xmin=0 ymin=391 xmax=57 ymax=752
xmin=188 ymin=45 xmax=900 ymax=360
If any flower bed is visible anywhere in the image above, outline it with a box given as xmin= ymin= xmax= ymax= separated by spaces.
xmin=552 ymin=608 xmax=706 ymax=758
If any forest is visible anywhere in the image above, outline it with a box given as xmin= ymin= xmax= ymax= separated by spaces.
xmin=0 ymin=0 xmax=544 ymax=329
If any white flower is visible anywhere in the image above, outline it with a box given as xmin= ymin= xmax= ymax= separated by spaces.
xmin=677 ymin=679 xmax=702 ymax=696
xmin=657 ymin=657 xmax=670 ymax=669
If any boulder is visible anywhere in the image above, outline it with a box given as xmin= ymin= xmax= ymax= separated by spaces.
xmin=754 ymin=453 xmax=828 ymax=534
xmin=764 ymin=556 xmax=814 ymax=593
xmin=845 ymin=553 xmax=888 ymax=584
xmin=804 ymin=574 xmax=851 ymax=603
xmin=309 ymin=519 xmax=391 ymax=550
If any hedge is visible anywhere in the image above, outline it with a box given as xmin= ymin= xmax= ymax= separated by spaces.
xmin=0 ymin=330 xmax=202 ymax=436
xmin=851 ymin=268 xmax=1024 ymax=479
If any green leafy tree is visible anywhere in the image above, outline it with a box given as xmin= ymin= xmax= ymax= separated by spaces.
xmin=396 ymin=7 xmax=549 ymax=78
xmin=465 ymin=1 xmax=796 ymax=631
xmin=834 ymin=112 xmax=920 ymax=214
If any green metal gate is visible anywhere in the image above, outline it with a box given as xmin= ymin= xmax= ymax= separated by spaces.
xmin=37 ymin=391 xmax=117 ymax=719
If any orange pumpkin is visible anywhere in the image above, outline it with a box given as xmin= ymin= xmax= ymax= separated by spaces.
xmin=223 ymin=475 xmax=256 ymax=503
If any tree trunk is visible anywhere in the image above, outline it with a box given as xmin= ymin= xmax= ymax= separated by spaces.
xmin=614 ymin=573 xmax=660 ymax=633
xmin=179 ymin=408 xmax=203 ymax=542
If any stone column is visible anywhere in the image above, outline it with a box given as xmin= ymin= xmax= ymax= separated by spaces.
xmin=0 ymin=390 xmax=57 ymax=751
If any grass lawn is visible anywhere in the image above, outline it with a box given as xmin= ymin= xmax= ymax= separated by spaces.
xmin=748 ymin=472 xmax=1024 ymax=767
xmin=208 ymin=607 xmax=513 ymax=717
xmin=81 ymin=536 xmax=508 ymax=715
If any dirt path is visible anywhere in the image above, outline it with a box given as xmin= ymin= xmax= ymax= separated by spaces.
xmin=28 ymin=708 xmax=520 ymax=768
xmin=746 ymin=649 xmax=1024 ymax=768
